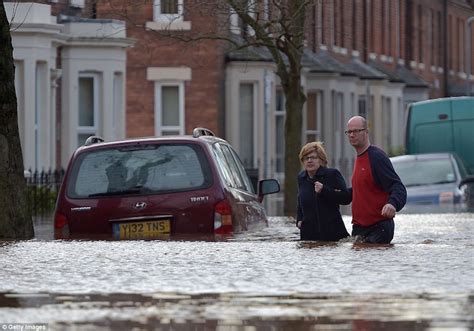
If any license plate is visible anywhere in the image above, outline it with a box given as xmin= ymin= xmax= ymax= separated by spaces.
xmin=113 ymin=219 xmax=170 ymax=240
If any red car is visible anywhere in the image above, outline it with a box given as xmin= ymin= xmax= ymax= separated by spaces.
xmin=54 ymin=128 xmax=280 ymax=240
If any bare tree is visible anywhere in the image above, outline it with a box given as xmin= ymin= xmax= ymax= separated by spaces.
xmin=97 ymin=0 xmax=310 ymax=216
xmin=226 ymin=0 xmax=307 ymax=216
xmin=0 ymin=1 xmax=33 ymax=239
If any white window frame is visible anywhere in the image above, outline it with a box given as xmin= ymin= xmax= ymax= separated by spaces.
xmin=78 ymin=73 xmax=99 ymax=144
xmin=154 ymin=81 xmax=185 ymax=136
xmin=153 ymin=0 xmax=184 ymax=22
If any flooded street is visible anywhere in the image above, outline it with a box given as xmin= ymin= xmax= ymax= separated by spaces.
xmin=0 ymin=214 xmax=473 ymax=330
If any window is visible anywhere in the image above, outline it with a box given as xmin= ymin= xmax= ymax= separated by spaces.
xmin=319 ymin=2 xmax=330 ymax=45
xmin=305 ymin=92 xmax=323 ymax=143
xmin=154 ymin=83 xmax=184 ymax=136
xmin=275 ymin=90 xmax=285 ymax=174
xmin=358 ymin=95 xmax=367 ymax=118
xmin=418 ymin=5 xmax=423 ymax=63
xmin=112 ymin=73 xmax=123 ymax=140
xmin=78 ymin=74 xmax=99 ymax=146
xmin=370 ymin=0 xmax=375 ymax=52
xmin=437 ymin=12 xmax=442 ymax=68
xmin=382 ymin=96 xmax=392 ymax=149
xmin=458 ymin=18 xmax=464 ymax=72
xmin=70 ymin=0 xmax=84 ymax=8
xmin=331 ymin=0 xmax=336 ymax=46
xmin=429 ymin=9 xmax=434 ymax=66
xmin=35 ymin=62 xmax=47 ymax=168
xmin=319 ymin=0 xmax=326 ymax=46
xmin=228 ymin=1 xmax=256 ymax=36
xmin=212 ymin=143 xmax=254 ymax=193
xmin=229 ymin=7 xmax=240 ymax=35
xmin=239 ymin=83 xmax=255 ymax=168
xmin=385 ymin=0 xmax=391 ymax=56
xmin=68 ymin=144 xmax=212 ymax=198
xmin=393 ymin=158 xmax=456 ymax=187
xmin=333 ymin=91 xmax=344 ymax=164
xmin=449 ymin=15 xmax=454 ymax=70
xmin=154 ymin=0 xmax=183 ymax=22
xmin=351 ymin=0 xmax=357 ymax=50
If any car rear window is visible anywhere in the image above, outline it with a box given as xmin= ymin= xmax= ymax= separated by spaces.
xmin=393 ymin=158 xmax=456 ymax=187
xmin=67 ymin=143 xmax=213 ymax=198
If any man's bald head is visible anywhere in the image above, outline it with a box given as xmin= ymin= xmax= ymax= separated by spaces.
xmin=347 ymin=116 xmax=367 ymax=129
xmin=346 ymin=116 xmax=370 ymax=153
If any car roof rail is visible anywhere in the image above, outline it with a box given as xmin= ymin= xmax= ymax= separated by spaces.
xmin=84 ymin=135 xmax=105 ymax=146
xmin=192 ymin=127 xmax=215 ymax=138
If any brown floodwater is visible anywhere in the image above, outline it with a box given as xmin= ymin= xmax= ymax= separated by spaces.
xmin=0 ymin=214 xmax=472 ymax=330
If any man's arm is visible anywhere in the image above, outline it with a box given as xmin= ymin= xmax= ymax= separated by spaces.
xmin=369 ymin=148 xmax=407 ymax=212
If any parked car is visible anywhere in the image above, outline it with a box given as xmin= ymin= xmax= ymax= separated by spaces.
xmin=390 ymin=153 xmax=473 ymax=213
xmin=54 ymin=128 xmax=280 ymax=240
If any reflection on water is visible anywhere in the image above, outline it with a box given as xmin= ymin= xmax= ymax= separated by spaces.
xmin=0 ymin=214 xmax=472 ymax=330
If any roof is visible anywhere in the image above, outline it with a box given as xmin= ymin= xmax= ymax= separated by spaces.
xmin=303 ymin=49 xmax=356 ymax=76
xmin=368 ymin=60 xmax=404 ymax=83
xmin=77 ymin=130 xmax=227 ymax=153
xmin=225 ymin=35 xmax=274 ymax=62
xmin=391 ymin=152 xmax=455 ymax=162
xmin=395 ymin=65 xmax=429 ymax=88
xmin=346 ymin=58 xmax=387 ymax=80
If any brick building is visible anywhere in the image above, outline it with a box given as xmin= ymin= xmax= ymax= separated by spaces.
xmin=6 ymin=1 xmax=474 ymax=214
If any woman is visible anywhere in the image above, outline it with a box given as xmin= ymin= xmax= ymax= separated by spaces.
xmin=296 ymin=142 xmax=351 ymax=241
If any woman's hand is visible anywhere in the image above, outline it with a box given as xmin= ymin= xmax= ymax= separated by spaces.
xmin=296 ymin=220 xmax=303 ymax=228
xmin=314 ymin=181 xmax=323 ymax=193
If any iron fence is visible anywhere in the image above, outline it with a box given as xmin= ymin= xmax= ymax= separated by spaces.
xmin=25 ymin=169 xmax=65 ymax=217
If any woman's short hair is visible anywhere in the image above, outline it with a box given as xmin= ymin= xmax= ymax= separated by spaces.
xmin=299 ymin=141 xmax=328 ymax=166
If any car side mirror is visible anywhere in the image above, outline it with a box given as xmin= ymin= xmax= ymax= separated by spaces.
xmin=257 ymin=179 xmax=280 ymax=202
xmin=459 ymin=175 xmax=474 ymax=189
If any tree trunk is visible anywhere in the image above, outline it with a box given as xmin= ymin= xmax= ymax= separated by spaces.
xmin=0 ymin=2 xmax=34 ymax=239
xmin=283 ymin=74 xmax=305 ymax=216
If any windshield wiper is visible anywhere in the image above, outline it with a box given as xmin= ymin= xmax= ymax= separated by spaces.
xmin=431 ymin=180 xmax=454 ymax=185
xmin=405 ymin=183 xmax=425 ymax=187
xmin=89 ymin=188 xmax=143 ymax=197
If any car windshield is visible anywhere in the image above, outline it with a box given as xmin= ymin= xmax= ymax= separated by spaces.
xmin=67 ymin=144 xmax=212 ymax=198
xmin=392 ymin=158 xmax=456 ymax=187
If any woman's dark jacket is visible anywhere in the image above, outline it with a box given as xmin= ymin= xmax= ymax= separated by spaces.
xmin=297 ymin=167 xmax=351 ymax=241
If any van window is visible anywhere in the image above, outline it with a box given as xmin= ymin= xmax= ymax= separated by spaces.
xmin=67 ymin=144 xmax=212 ymax=198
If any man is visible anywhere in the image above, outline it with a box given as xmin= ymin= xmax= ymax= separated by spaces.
xmin=346 ymin=116 xmax=406 ymax=244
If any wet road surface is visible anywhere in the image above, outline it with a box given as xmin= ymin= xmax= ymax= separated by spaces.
xmin=0 ymin=214 xmax=473 ymax=330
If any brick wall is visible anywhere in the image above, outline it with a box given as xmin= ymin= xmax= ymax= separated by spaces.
xmin=306 ymin=0 xmax=474 ymax=98
xmin=96 ymin=0 xmax=226 ymax=138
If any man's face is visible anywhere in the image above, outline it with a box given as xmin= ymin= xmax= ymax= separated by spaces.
xmin=346 ymin=120 xmax=368 ymax=148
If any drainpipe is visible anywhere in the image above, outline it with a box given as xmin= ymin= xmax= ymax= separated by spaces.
xmin=466 ymin=16 xmax=474 ymax=96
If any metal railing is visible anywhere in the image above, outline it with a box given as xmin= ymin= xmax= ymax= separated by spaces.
xmin=25 ymin=169 xmax=65 ymax=217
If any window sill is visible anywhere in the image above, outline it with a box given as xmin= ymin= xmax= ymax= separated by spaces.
xmin=146 ymin=21 xmax=191 ymax=31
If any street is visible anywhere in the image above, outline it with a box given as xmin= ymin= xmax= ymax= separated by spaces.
xmin=0 ymin=214 xmax=473 ymax=330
